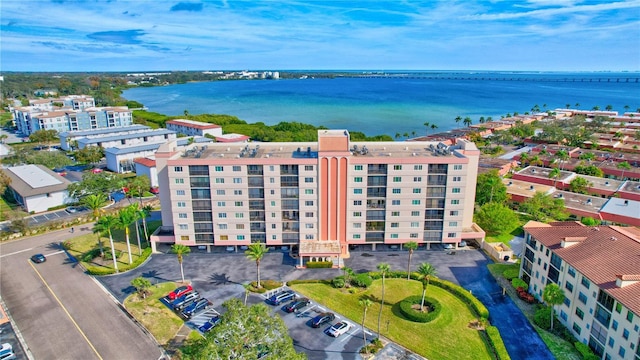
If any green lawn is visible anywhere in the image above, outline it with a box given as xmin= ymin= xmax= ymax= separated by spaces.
xmin=290 ymin=279 xmax=493 ymax=360
xmin=485 ymin=227 xmax=523 ymax=244
xmin=534 ymin=326 xmax=581 ymax=360
xmin=124 ymin=282 xmax=183 ymax=345
xmin=65 ymin=220 xmax=161 ymax=271
xmin=486 ymin=263 xmax=519 ymax=279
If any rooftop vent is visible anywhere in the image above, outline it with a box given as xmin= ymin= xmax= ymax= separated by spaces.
xmin=529 ymin=185 xmax=535 ymax=190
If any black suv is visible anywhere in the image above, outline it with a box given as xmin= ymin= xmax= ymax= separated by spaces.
xmin=311 ymin=312 xmax=335 ymax=328
xmin=283 ymin=298 xmax=310 ymax=313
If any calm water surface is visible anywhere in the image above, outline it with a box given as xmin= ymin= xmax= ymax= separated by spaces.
xmin=123 ymin=73 xmax=640 ymax=137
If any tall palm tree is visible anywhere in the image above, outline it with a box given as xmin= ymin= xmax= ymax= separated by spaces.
xmin=542 ymin=283 xmax=565 ymax=331
xmin=555 ymin=149 xmax=569 ymax=171
xmin=617 ymin=161 xmax=631 ymax=180
xmin=139 ymin=205 xmax=153 ymax=244
xmin=343 ymin=266 xmax=353 ymax=287
xmin=245 ymin=243 xmax=269 ymax=288
xmin=549 ymin=168 xmax=561 ymax=189
xmin=454 ymin=116 xmax=462 ymax=125
xmin=359 ymin=298 xmax=373 ymax=354
xmin=116 ymin=206 xmax=137 ymax=264
xmin=417 ymin=263 xmax=437 ymax=311
xmin=82 ymin=193 xmax=107 ymax=257
xmin=423 ymin=122 xmax=430 ymax=136
xmin=404 ymin=241 xmax=418 ymax=280
xmin=376 ymin=262 xmax=390 ymax=338
xmin=463 ymin=117 xmax=472 ymax=127
xmin=519 ymin=152 xmax=530 ymax=166
xmin=94 ymin=215 xmax=119 ymax=272
xmin=430 ymin=124 xmax=438 ymax=133
xmin=171 ymin=244 xmax=191 ymax=283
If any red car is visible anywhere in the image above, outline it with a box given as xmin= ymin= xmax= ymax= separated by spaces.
xmin=150 ymin=186 xmax=160 ymax=194
xmin=167 ymin=285 xmax=193 ymax=300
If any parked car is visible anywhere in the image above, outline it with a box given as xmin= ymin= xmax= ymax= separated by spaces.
xmin=91 ymin=168 xmax=103 ymax=174
xmin=266 ymin=290 xmax=296 ymax=306
xmin=150 ymin=186 xmax=160 ymax=194
xmin=0 ymin=343 xmax=15 ymax=360
xmin=283 ymin=298 xmax=310 ymax=313
xmin=311 ymin=312 xmax=335 ymax=328
xmin=171 ymin=291 xmax=200 ymax=310
xmin=167 ymin=285 xmax=193 ymax=300
xmin=30 ymin=253 xmax=46 ymax=263
xmin=198 ymin=315 xmax=221 ymax=333
xmin=182 ymin=298 xmax=211 ymax=318
xmin=328 ymin=321 xmax=351 ymax=337
xmin=443 ymin=243 xmax=454 ymax=250
xmin=458 ymin=241 xmax=467 ymax=248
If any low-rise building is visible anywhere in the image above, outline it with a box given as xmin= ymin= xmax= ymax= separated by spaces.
xmin=166 ymin=119 xmax=223 ymax=137
xmin=3 ymin=165 xmax=74 ymax=213
xmin=520 ymin=221 xmax=640 ymax=360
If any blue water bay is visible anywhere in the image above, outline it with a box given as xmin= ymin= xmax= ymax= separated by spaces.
xmin=124 ymin=73 xmax=640 ymax=137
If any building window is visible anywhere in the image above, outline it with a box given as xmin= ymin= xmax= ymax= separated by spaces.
xmin=453 ymin=165 xmax=462 ymax=170
xmin=572 ymin=323 xmax=581 ymax=335
xmin=413 ymin=176 xmax=422 ymax=182
xmin=392 ymin=211 xmax=400 ymax=216
xmin=612 ymin=320 xmax=618 ymax=330
xmin=608 ymin=338 xmax=615 ymax=348
xmin=176 ymin=189 xmax=186 ymax=196
xmin=353 ymin=234 xmax=361 ymax=239
xmin=305 ymin=223 xmax=314 ymax=229
xmin=180 ymin=235 xmax=189 ymax=241
xmin=215 ymin=178 xmax=224 ymax=184
xmin=581 ymin=277 xmax=590 ymax=289
xmin=305 ymin=165 xmax=313 ymax=171
xmin=451 ymin=199 xmax=460 ymax=205
xmin=448 ymin=233 xmax=456 ymax=238
xmin=563 ymin=297 xmax=571 ymax=307
xmin=410 ymin=233 xmax=418 ymax=238
xmin=392 ymin=200 xmax=400 ymax=205
xmin=214 ymin=166 xmax=223 ymax=172
xmin=414 ymin=165 xmax=423 ymax=170
xmin=234 ymin=201 xmax=243 ymax=207
xmin=353 ymin=223 xmax=362 ymax=228
xmin=305 ymin=201 xmax=314 ymax=206
xmin=175 ymin=178 xmax=184 ymax=184
xmin=305 ymin=177 xmax=314 ymax=183
xmin=393 ymin=176 xmax=401 ymax=182
xmin=217 ymin=189 xmax=226 ymax=195
xmin=219 ymin=224 xmax=228 ymax=230
xmin=565 ymin=282 xmax=573 ymax=293
xmin=452 ymin=188 xmax=461 ymax=193
xmin=233 ymin=178 xmax=242 ymax=184
xmin=408 ymin=222 xmax=418 ymax=228
xmin=218 ymin=213 xmax=227 ymax=218
xmin=237 ymin=235 xmax=245 ymax=240
xmin=619 ymin=347 xmax=626 ymax=357
xmin=174 ymin=166 xmax=183 ymax=172
xmin=411 ymin=211 xmax=420 ymax=216
xmin=623 ymin=329 xmax=629 ymax=340
xmin=413 ymin=188 xmax=421 ymax=194
xmin=452 ymin=176 xmax=461 ymax=182
xmin=449 ymin=221 xmax=458 ymax=227
xmin=235 ymin=213 xmax=244 ymax=218
xmin=391 ymin=223 xmax=399 ymax=228
xmin=394 ymin=165 xmax=402 ymax=170
xmin=615 ymin=303 xmax=622 ymax=313
xmin=305 ymin=212 xmax=314 ymax=218
xmin=627 ymin=311 xmax=634 ymax=322
xmin=354 ymin=177 xmax=363 ymax=183
xmin=354 ymin=200 xmax=362 ymax=206
xmin=353 ymin=212 xmax=362 ymax=217
xmin=219 ymin=235 xmax=228 ymax=240
xmin=217 ymin=201 xmax=226 ymax=207
xmin=305 ymin=189 xmax=314 ymax=194
xmin=177 ymin=201 xmax=186 ymax=207
xmin=305 ymin=234 xmax=314 ymax=240
xmin=411 ymin=200 xmax=420 ymax=205
xmin=354 ymin=189 xmax=363 ymax=194
xmin=576 ymin=307 xmax=584 ymax=319
xmin=392 ymin=188 xmax=401 ymax=194
xmin=232 ymin=165 xmax=241 ymax=172
xmin=560 ymin=310 xmax=567 ymax=321
xmin=578 ymin=292 xmax=587 ymax=304
xmin=178 ymin=224 xmax=188 ymax=230
xmin=390 ymin=234 xmax=399 ymax=239
xmin=354 ymin=165 xmax=363 ymax=170
xmin=178 ymin=213 xmax=187 ymax=219
xmin=568 ymin=267 xmax=576 ymax=277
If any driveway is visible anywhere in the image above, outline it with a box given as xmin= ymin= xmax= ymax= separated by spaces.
xmin=98 ymin=247 xmax=553 ymax=360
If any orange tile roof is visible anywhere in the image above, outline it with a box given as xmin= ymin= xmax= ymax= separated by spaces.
xmin=166 ymin=119 xmax=221 ymax=130
xmin=525 ymin=222 xmax=640 ymax=315
xmin=133 ymin=158 xmax=156 ymax=167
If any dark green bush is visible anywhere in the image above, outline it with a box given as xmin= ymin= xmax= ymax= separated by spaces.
xmin=502 ymin=268 xmax=520 ymax=280
xmin=248 ymin=280 xmax=282 ymax=292
xmin=85 ymin=266 xmax=115 ymax=276
xmin=102 ymin=248 xmax=122 ymax=261
xmin=533 ymin=306 xmax=552 ymax=330
xmin=511 ymin=278 xmax=528 ymax=291
xmin=81 ymin=248 xmax=101 ymax=262
xmin=485 ymin=326 xmax=511 ymax=360
xmin=574 ymin=342 xmax=600 ymax=360
xmin=332 ymin=277 xmax=345 ymax=288
xmin=306 ymin=261 xmax=333 ymax=268
xmin=430 ymin=277 xmax=490 ymax=319
xmin=287 ymin=279 xmax=331 ymax=286
xmin=353 ymin=273 xmax=373 ymax=288
xmin=398 ymin=295 xmax=442 ymax=323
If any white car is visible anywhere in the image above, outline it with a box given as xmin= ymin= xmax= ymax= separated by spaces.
xmin=443 ymin=243 xmax=454 ymax=250
xmin=328 ymin=321 xmax=351 ymax=337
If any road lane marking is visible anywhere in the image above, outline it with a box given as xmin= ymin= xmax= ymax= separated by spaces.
xmin=28 ymin=260 xmax=103 ymax=360
xmin=45 ymin=250 xmax=65 ymax=257
xmin=0 ymin=248 xmax=33 ymax=258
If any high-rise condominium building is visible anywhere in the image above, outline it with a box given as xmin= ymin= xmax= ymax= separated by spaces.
xmin=152 ymin=130 xmax=484 ymax=266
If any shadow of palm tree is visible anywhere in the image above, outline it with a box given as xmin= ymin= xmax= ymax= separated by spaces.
xmin=46 ymin=242 xmax=62 ymax=251
xmin=121 ymin=285 xmax=137 ymax=295
xmin=141 ymin=270 xmax=168 ymax=282
xmin=209 ymin=273 xmax=237 ymax=285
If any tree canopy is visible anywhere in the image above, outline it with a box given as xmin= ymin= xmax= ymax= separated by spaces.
xmin=519 ymin=192 xmax=569 ymax=222
xmin=474 ymin=202 xmax=520 ymax=236
xmin=180 ymin=298 xmax=305 ymax=360
xmin=67 ymin=172 xmax=126 ymax=199
xmin=475 ymin=170 xmax=508 ymax=206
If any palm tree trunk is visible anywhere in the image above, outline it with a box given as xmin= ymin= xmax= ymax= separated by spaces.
xmin=407 ymin=252 xmax=412 ymax=280
xmin=142 ymin=217 xmax=149 ymax=245
xmin=550 ymin=306 xmax=554 ymax=330
xmin=256 ymin=260 xmax=261 ymax=288
xmin=97 ymin=235 xmax=104 ymax=258
xmin=108 ymin=232 xmax=119 ymax=273
xmin=135 ymin=220 xmax=142 ymax=255
xmin=377 ymin=276 xmax=385 ymax=338
xmin=125 ymin=229 xmax=133 ymax=264
xmin=420 ymin=288 xmax=426 ymax=311
xmin=179 ymin=260 xmax=185 ymax=283
xmin=362 ymin=309 xmax=368 ymax=354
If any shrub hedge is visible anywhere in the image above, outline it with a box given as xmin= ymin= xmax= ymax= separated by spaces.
xmin=485 ymin=326 xmax=511 ymax=360
xmin=574 ymin=342 xmax=600 ymax=360
xmin=533 ymin=306 xmax=552 ymax=330
xmin=353 ymin=273 xmax=373 ymax=288
xmin=430 ymin=277 xmax=490 ymax=319
xmin=287 ymin=279 xmax=331 ymax=286
xmin=511 ymin=278 xmax=528 ymax=291
xmin=85 ymin=247 xmax=152 ymax=275
xmin=332 ymin=277 xmax=345 ymax=288
xmin=398 ymin=295 xmax=442 ymax=323
xmin=502 ymin=268 xmax=520 ymax=280
xmin=306 ymin=261 xmax=333 ymax=268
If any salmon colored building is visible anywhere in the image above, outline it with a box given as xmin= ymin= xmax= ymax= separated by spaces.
xmin=152 ymin=130 xmax=484 ymax=267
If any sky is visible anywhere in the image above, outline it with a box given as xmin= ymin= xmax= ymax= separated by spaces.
xmin=1 ymin=0 xmax=639 ymax=72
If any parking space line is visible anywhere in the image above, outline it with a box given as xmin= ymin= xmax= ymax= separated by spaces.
xmin=45 ymin=250 xmax=66 ymax=257
xmin=28 ymin=260 xmax=103 ymax=360
xmin=0 ymin=248 xmax=34 ymax=258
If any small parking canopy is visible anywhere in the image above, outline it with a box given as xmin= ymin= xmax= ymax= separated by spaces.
xmin=298 ymin=240 xmax=342 ymax=267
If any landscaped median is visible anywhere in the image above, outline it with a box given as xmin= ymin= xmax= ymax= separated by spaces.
xmin=289 ymin=274 xmax=510 ymax=360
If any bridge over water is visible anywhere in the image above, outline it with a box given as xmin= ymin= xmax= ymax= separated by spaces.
xmin=345 ymin=73 xmax=640 ymax=83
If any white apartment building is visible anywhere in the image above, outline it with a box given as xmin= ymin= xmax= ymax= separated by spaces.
xmin=166 ymin=119 xmax=223 ymax=138
xmin=521 ymin=221 xmax=640 ymax=360
xmin=152 ymin=130 xmax=485 ymax=266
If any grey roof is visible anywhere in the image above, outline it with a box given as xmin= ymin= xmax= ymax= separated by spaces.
xmin=77 ymin=129 xmax=176 ymax=145
xmin=59 ymin=125 xmax=149 ymax=137
xmin=600 ymin=197 xmax=640 ymax=218
xmin=104 ymin=142 xmax=165 ymax=155
xmin=4 ymin=165 xmax=72 ymax=197
xmin=176 ymin=136 xmax=214 ymax=146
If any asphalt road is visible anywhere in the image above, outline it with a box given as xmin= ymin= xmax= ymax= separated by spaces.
xmin=0 ymin=228 xmax=164 ymax=360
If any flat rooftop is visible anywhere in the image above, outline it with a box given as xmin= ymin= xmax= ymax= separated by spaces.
xmin=620 ymin=180 xmax=640 ymax=194
xmin=553 ymin=191 xmax=608 ymax=214
xmin=174 ymin=141 xmax=464 ymax=160
xmin=517 ymin=166 xmax=574 ymax=182
xmin=504 ymin=178 xmax=554 ymax=197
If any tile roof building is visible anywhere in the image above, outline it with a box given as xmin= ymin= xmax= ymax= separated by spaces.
xmin=521 ymin=221 xmax=640 ymax=359
xmin=151 ymin=130 xmax=485 ymax=266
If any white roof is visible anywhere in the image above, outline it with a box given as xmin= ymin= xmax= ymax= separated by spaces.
xmin=600 ymin=197 xmax=640 ymax=218
xmin=8 ymin=164 xmax=62 ymax=188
